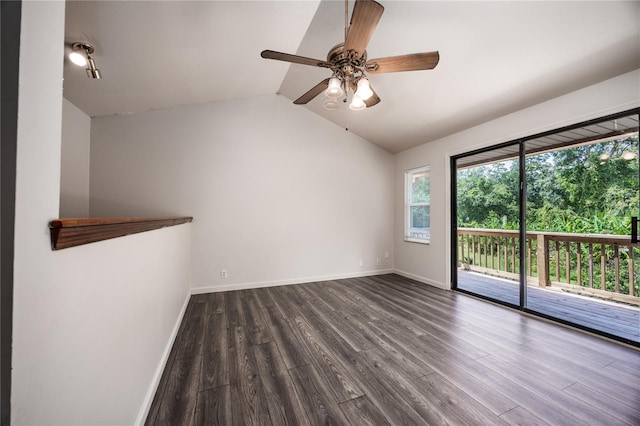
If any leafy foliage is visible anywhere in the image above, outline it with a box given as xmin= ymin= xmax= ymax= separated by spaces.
xmin=457 ymin=136 xmax=639 ymax=235
xmin=411 ymin=173 xmax=430 ymax=203
xmin=410 ymin=172 xmax=430 ymax=228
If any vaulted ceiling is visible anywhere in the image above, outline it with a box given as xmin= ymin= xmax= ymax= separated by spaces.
xmin=63 ymin=1 xmax=640 ymax=153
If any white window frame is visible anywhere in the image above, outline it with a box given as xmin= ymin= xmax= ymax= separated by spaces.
xmin=405 ymin=165 xmax=430 ymax=244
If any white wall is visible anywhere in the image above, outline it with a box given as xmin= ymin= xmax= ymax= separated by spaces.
xmin=60 ymin=98 xmax=90 ymax=217
xmin=90 ymin=94 xmax=395 ymax=291
xmin=394 ymin=69 xmax=640 ymax=289
xmin=12 ymin=2 xmax=192 ymax=424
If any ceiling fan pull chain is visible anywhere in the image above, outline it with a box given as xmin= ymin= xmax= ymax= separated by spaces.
xmin=345 ymin=96 xmax=349 ymax=131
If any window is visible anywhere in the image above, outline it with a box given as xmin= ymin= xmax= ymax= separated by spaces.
xmin=405 ymin=166 xmax=430 ymax=243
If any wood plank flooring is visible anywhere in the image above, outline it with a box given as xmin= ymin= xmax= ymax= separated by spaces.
xmin=145 ymin=274 xmax=640 ymax=425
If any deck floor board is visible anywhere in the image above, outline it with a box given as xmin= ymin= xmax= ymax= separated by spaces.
xmin=457 ymin=270 xmax=640 ymax=342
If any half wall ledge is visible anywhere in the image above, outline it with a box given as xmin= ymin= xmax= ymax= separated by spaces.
xmin=49 ymin=216 xmax=193 ymax=250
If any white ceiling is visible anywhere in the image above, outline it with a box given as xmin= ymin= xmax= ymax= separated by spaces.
xmin=64 ymin=1 xmax=640 ymax=154
xmin=63 ymin=1 xmax=320 ymax=115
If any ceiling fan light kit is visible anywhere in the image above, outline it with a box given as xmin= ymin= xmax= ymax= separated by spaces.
xmin=325 ymin=76 xmax=345 ymax=98
xmin=355 ymin=77 xmax=373 ymax=100
xmin=349 ymin=95 xmax=366 ymax=111
xmin=261 ymin=0 xmax=439 ymax=111
xmin=323 ymin=98 xmax=341 ymax=110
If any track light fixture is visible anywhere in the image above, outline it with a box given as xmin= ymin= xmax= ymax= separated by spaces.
xmin=69 ymin=42 xmax=102 ymax=79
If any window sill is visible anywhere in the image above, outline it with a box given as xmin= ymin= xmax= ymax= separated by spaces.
xmin=49 ymin=216 xmax=193 ymax=250
xmin=404 ymin=238 xmax=430 ymax=245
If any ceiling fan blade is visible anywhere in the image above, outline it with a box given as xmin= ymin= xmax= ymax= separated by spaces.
xmin=294 ymin=79 xmax=330 ymax=104
xmin=344 ymin=0 xmax=384 ymax=59
xmin=367 ymin=51 xmax=440 ymax=74
xmin=261 ymin=50 xmax=330 ymax=68
xmin=364 ymin=88 xmax=380 ymax=108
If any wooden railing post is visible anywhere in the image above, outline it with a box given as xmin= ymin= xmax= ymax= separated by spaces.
xmin=537 ymin=233 xmax=550 ymax=287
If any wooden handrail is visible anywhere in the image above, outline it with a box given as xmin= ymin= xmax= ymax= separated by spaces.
xmin=49 ymin=216 xmax=193 ymax=250
xmin=457 ymin=227 xmax=536 ymax=238
xmin=458 ymin=227 xmax=637 ymax=244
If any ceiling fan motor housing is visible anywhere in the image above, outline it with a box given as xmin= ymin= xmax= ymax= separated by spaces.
xmin=327 ymin=43 xmax=369 ymax=87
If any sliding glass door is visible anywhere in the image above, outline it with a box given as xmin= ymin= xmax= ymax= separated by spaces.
xmin=524 ymin=115 xmax=639 ymax=343
xmin=452 ymin=109 xmax=640 ymax=346
xmin=454 ymin=143 xmax=522 ymax=306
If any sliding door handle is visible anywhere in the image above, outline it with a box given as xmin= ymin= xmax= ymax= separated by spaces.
xmin=632 ymin=217 xmax=638 ymax=243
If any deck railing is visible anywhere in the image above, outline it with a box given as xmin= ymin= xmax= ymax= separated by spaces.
xmin=457 ymin=228 xmax=640 ymax=305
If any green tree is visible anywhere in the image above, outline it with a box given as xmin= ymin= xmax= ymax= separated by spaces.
xmin=457 ymin=135 xmax=639 ymax=235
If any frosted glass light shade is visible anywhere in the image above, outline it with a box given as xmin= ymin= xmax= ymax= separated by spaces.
xmin=349 ymin=95 xmax=366 ymax=111
xmin=355 ymin=78 xmax=373 ymax=100
xmin=323 ymin=98 xmax=339 ymax=110
xmin=325 ymin=77 xmax=344 ymax=97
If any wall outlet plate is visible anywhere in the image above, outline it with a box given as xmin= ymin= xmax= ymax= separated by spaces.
xmin=220 ymin=269 xmax=228 ymax=279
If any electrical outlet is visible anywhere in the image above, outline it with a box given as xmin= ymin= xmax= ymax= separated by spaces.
xmin=376 ymin=258 xmax=381 ymax=266
xmin=359 ymin=259 xmax=363 ymax=267
xmin=220 ymin=269 xmax=228 ymax=279
xmin=385 ymin=251 xmax=389 ymax=259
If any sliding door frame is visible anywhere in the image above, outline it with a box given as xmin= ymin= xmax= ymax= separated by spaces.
xmin=450 ymin=138 xmax=526 ymax=310
xmin=451 ymin=107 xmax=640 ymax=347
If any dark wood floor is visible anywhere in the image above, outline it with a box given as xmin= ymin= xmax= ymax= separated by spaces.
xmin=146 ymin=274 xmax=640 ymax=425
xmin=457 ymin=270 xmax=640 ymax=343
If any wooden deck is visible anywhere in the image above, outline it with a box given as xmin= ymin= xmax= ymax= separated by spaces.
xmin=146 ymin=274 xmax=640 ymax=425
xmin=457 ymin=270 xmax=640 ymax=344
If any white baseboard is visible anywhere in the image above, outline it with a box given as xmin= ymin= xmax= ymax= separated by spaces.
xmin=191 ymin=269 xmax=395 ymax=294
xmin=393 ymin=269 xmax=448 ymax=290
xmin=135 ymin=291 xmax=191 ymax=426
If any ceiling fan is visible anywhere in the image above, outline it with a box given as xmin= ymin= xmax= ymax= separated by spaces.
xmin=261 ymin=0 xmax=439 ymax=111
